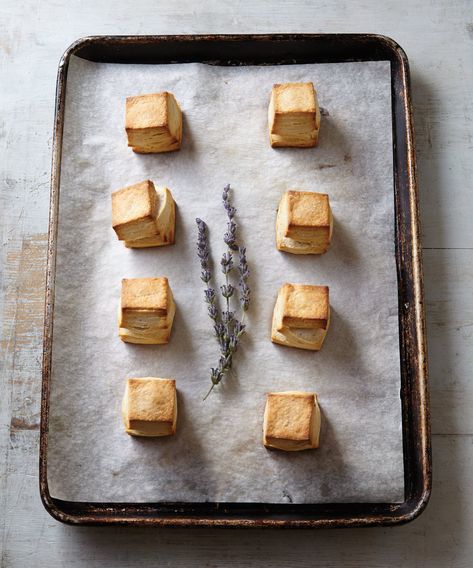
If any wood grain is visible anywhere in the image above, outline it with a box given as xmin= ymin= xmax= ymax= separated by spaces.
xmin=1 ymin=0 xmax=472 ymax=565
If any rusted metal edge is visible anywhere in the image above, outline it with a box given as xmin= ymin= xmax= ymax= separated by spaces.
xmin=39 ymin=36 xmax=70 ymax=522
xmin=396 ymin=40 xmax=432 ymax=518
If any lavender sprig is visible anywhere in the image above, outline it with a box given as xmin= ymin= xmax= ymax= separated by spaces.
xmin=196 ymin=184 xmax=251 ymax=400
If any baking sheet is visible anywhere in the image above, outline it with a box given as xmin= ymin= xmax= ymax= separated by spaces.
xmin=47 ymin=56 xmax=404 ymax=503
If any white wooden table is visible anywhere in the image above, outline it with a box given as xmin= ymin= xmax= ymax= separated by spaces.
xmin=1 ymin=1 xmax=472 ymax=565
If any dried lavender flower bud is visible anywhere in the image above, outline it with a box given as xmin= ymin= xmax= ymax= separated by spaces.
xmin=222 ymin=184 xmax=236 ymax=219
xmin=220 ymin=252 xmax=234 ymax=274
xmin=214 ymin=323 xmax=225 ymax=338
xmin=222 ymin=184 xmax=230 ymax=202
xmin=225 ymin=205 xmax=236 ymax=219
xmin=239 ymin=281 xmax=250 ymax=311
xmin=228 ymin=334 xmax=238 ymax=351
xmin=222 ymin=310 xmax=235 ymax=324
xmin=208 ymin=304 xmax=218 ymax=320
xmin=197 ymin=249 xmax=209 ymax=264
xmin=238 ymin=247 xmax=249 ymax=281
xmin=196 ymin=217 xmax=207 ymax=231
xmin=220 ymin=284 xmax=234 ymax=299
xmin=224 ymin=221 xmax=238 ymax=250
xmin=239 ymin=268 xmax=249 ymax=281
xmin=201 ymin=269 xmax=211 ymax=283
xmin=210 ymin=368 xmax=223 ymax=385
xmin=234 ymin=321 xmax=246 ymax=336
xmin=204 ymin=288 xmax=216 ymax=303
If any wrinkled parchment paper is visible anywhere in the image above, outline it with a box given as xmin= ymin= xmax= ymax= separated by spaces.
xmin=47 ymin=56 xmax=404 ymax=503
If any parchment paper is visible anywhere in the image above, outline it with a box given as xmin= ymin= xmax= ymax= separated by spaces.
xmin=47 ymin=56 xmax=404 ymax=503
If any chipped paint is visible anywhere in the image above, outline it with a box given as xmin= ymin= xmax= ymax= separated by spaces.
xmin=10 ymin=417 xmax=40 ymax=430
xmin=2 ymin=234 xmax=48 ymax=444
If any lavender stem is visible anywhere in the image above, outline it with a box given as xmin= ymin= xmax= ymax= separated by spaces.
xmin=203 ymin=383 xmax=215 ymax=401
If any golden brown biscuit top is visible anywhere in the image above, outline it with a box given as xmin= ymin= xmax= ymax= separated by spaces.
xmin=125 ymin=92 xmax=169 ymax=130
xmin=126 ymin=377 xmax=176 ymax=423
xmin=112 ymin=180 xmax=156 ymax=227
xmin=286 ymin=191 xmax=331 ymax=228
xmin=281 ymin=283 xmax=329 ymax=327
xmin=265 ymin=392 xmax=315 ymax=441
xmin=272 ymin=82 xmax=316 ymax=114
xmin=121 ymin=277 xmax=169 ymax=314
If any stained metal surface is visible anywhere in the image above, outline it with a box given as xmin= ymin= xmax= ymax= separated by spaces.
xmin=40 ymin=34 xmax=430 ymax=528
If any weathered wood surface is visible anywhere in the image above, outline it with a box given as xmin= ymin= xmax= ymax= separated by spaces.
xmin=1 ymin=0 xmax=472 ymax=565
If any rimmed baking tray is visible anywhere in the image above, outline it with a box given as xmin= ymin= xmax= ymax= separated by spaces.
xmin=40 ymin=33 xmax=430 ymax=528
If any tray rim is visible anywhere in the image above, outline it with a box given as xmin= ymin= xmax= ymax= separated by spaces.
xmin=39 ymin=33 xmax=431 ymax=528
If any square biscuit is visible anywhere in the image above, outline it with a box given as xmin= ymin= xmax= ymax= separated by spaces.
xmin=121 ymin=277 xmax=169 ymax=315
xmin=112 ymin=180 xmax=158 ymax=241
xmin=268 ymin=82 xmax=321 ymax=148
xmin=119 ymin=279 xmax=175 ymax=345
xmin=119 ymin=292 xmax=176 ymax=345
xmin=286 ymin=191 xmax=331 ymax=233
xmin=271 ymin=284 xmax=330 ymax=351
xmin=276 ymin=190 xmax=333 ymax=254
xmin=125 ymin=92 xmax=182 ymax=153
xmin=124 ymin=186 xmax=176 ymax=248
xmin=280 ymin=283 xmax=329 ymax=330
xmin=122 ymin=377 xmax=177 ymax=437
xmin=126 ymin=93 xmax=169 ymax=130
xmin=271 ymin=82 xmax=317 ymax=114
xmin=263 ymin=391 xmax=321 ymax=451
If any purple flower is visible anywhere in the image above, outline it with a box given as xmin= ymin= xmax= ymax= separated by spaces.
xmin=220 ymin=335 xmax=230 ymax=354
xmin=210 ymin=367 xmax=223 ymax=385
xmin=204 ymin=288 xmax=216 ymax=303
xmin=238 ymin=247 xmax=249 ymax=280
xmin=220 ymin=284 xmax=234 ymax=299
xmin=213 ymin=323 xmax=225 ymax=338
xmin=222 ymin=310 xmax=235 ymax=324
xmin=208 ymin=304 xmax=218 ymax=321
xmin=222 ymin=184 xmax=237 ymax=223
xmin=234 ymin=321 xmax=246 ymax=336
xmin=220 ymin=252 xmax=234 ymax=274
xmin=201 ymin=269 xmax=211 ymax=283
xmin=228 ymin=334 xmax=238 ymax=352
xmin=239 ymin=282 xmax=250 ymax=311
xmin=224 ymin=221 xmax=238 ymax=251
